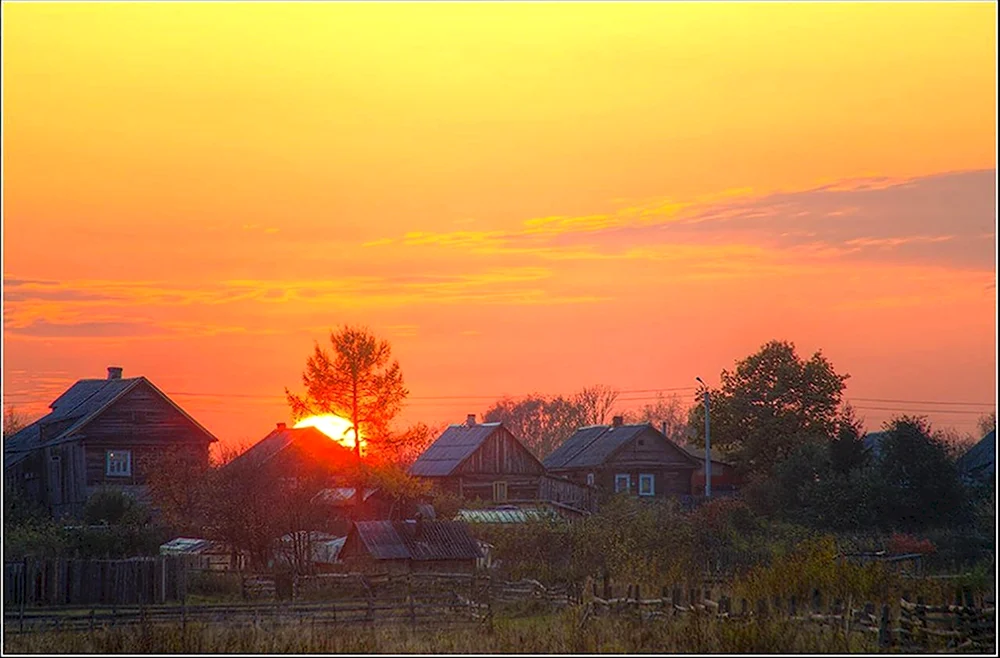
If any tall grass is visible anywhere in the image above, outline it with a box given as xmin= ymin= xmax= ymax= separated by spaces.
xmin=4 ymin=610 xmax=877 ymax=654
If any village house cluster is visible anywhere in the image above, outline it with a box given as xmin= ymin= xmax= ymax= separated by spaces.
xmin=6 ymin=367 xmax=993 ymax=574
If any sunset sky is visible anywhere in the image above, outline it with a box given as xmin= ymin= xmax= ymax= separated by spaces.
xmin=3 ymin=3 xmax=996 ymax=451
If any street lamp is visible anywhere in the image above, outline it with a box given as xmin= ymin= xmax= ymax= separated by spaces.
xmin=696 ymin=377 xmax=711 ymax=499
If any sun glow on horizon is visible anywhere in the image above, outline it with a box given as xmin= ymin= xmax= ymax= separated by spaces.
xmin=293 ymin=414 xmax=365 ymax=452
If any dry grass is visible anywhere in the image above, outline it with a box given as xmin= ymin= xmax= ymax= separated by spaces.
xmin=4 ymin=609 xmax=878 ymax=654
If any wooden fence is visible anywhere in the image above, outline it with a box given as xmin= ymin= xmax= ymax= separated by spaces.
xmin=4 ymin=557 xmax=188 ymax=607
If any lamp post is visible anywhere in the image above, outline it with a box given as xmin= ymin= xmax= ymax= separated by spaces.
xmin=696 ymin=377 xmax=711 ymax=499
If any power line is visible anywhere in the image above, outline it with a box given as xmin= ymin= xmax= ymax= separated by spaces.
xmin=847 ymin=397 xmax=994 ymax=407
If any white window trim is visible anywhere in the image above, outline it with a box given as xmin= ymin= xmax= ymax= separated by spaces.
xmin=106 ymin=450 xmax=132 ymax=477
xmin=586 ymin=472 xmax=595 ymax=486
xmin=639 ymin=473 xmax=655 ymax=497
xmin=614 ymin=473 xmax=630 ymax=493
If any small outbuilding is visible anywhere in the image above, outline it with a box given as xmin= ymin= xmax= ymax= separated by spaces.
xmin=338 ymin=519 xmax=483 ymax=574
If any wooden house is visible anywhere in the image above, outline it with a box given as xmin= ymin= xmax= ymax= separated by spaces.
xmin=543 ymin=416 xmax=699 ymax=500
xmin=338 ymin=519 xmax=483 ymax=574
xmin=409 ymin=415 xmax=594 ymax=511
xmin=4 ymin=367 xmax=217 ymax=518
xmin=682 ymin=446 xmax=742 ymax=496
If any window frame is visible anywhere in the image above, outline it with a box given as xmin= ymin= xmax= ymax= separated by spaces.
xmin=614 ymin=473 xmax=631 ymax=493
xmin=638 ymin=473 xmax=655 ymax=497
xmin=492 ymin=480 xmax=508 ymax=502
xmin=586 ymin=472 xmax=595 ymax=487
xmin=106 ymin=450 xmax=132 ymax=478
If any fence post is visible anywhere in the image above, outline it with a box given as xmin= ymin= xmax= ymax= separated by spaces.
xmin=878 ymin=604 xmax=891 ymax=648
xmin=408 ymin=573 xmax=415 ymax=628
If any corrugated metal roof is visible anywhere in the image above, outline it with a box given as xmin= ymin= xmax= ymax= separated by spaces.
xmin=408 ymin=423 xmax=501 ymax=477
xmin=160 ymin=537 xmax=212 ymax=554
xmin=352 ymin=521 xmax=483 ymax=561
xmin=456 ymin=507 xmax=556 ymax=524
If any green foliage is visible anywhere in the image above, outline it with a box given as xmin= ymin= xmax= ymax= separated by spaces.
xmin=876 ymin=416 xmax=969 ymax=530
xmin=84 ymin=488 xmax=152 ymax=526
xmin=689 ymin=340 xmax=849 ymax=477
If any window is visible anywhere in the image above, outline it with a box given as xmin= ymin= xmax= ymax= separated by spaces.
xmin=639 ymin=473 xmax=655 ymax=497
xmin=614 ymin=473 xmax=630 ymax=493
xmin=492 ymin=481 xmax=508 ymax=502
xmin=586 ymin=472 xmax=595 ymax=486
xmin=106 ymin=450 xmax=132 ymax=477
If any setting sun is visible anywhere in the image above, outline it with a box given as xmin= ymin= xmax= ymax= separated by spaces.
xmin=293 ymin=414 xmax=363 ymax=452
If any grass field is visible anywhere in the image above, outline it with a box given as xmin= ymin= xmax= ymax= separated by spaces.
xmin=4 ymin=609 xmax=879 ymax=654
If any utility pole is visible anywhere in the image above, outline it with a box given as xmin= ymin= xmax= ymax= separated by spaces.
xmin=696 ymin=377 xmax=711 ymax=499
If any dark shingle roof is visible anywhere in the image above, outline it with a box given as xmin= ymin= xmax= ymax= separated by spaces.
xmin=408 ymin=422 xmax=502 ymax=477
xmin=545 ymin=424 xmax=660 ymax=470
xmin=957 ymin=429 xmax=995 ymax=479
xmin=350 ymin=521 xmax=483 ymax=561
xmin=4 ymin=375 xmax=218 ymax=464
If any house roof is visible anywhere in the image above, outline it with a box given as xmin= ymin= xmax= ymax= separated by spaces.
xmin=862 ymin=432 xmax=888 ymax=459
xmin=681 ymin=444 xmax=733 ymax=466
xmin=349 ymin=520 xmax=483 ymax=561
xmin=4 ymin=375 xmax=217 ymax=461
xmin=544 ymin=423 xmax=697 ymax=470
xmin=957 ymin=429 xmax=995 ymax=478
xmin=312 ymin=487 xmax=378 ymax=506
xmin=408 ymin=422 xmax=503 ymax=477
xmin=224 ymin=425 xmax=350 ymax=470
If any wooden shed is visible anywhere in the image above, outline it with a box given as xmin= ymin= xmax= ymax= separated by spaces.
xmin=338 ymin=520 xmax=483 ymax=574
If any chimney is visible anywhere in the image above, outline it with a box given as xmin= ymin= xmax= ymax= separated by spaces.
xmin=466 ymin=414 xmax=476 ymax=427
xmin=612 ymin=415 xmax=624 ymax=428
xmin=276 ymin=422 xmax=287 ymax=430
xmin=107 ymin=366 xmax=123 ymax=380
xmin=662 ymin=421 xmax=668 ymax=437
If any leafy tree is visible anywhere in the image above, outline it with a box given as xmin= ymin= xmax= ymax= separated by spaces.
xmin=483 ymin=394 xmax=582 ymax=459
xmin=286 ymin=325 xmax=408 ymax=460
xmin=83 ymin=489 xmax=151 ymax=526
xmin=689 ymin=340 xmax=849 ymax=477
xmin=830 ymin=405 xmax=867 ymax=475
xmin=876 ymin=415 xmax=968 ymax=530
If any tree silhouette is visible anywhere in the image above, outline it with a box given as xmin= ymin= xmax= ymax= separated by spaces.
xmin=286 ymin=325 xmax=408 ymax=460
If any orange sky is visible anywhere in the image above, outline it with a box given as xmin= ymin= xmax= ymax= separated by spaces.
xmin=3 ymin=2 xmax=996 ymax=450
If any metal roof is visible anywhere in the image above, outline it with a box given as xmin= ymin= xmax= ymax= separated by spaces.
xmin=408 ymin=422 xmax=502 ymax=477
xmin=312 ymin=487 xmax=378 ymax=506
xmin=862 ymin=432 xmax=888 ymax=460
xmin=351 ymin=521 xmax=483 ymax=561
xmin=543 ymin=424 xmax=650 ymax=470
xmin=681 ymin=444 xmax=733 ymax=466
xmin=456 ymin=507 xmax=556 ymax=524
xmin=957 ymin=429 xmax=995 ymax=479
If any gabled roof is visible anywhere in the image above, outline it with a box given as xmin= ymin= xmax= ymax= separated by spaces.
xmin=348 ymin=520 xmax=483 ymax=561
xmin=4 ymin=375 xmax=217 ymax=461
xmin=957 ymin=429 xmax=995 ymax=479
xmin=224 ymin=425 xmax=351 ymax=470
xmin=544 ymin=423 xmax=697 ymax=470
xmin=408 ymin=422 xmax=503 ymax=477
xmin=312 ymin=487 xmax=378 ymax=506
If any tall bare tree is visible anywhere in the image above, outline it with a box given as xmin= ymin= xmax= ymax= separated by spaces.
xmin=575 ymin=385 xmax=620 ymax=426
xmin=624 ymin=393 xmax=690 ymax=443
xmin=286 ymin=325 xmax=408 ymax=460
xmin=3 ymin=406 xmax=26 ymax=438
